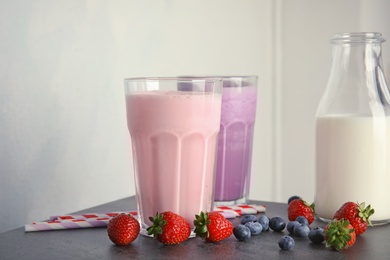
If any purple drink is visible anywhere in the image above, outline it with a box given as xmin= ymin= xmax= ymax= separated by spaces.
xmin=214 ymin=77 xmax=257 ymax=204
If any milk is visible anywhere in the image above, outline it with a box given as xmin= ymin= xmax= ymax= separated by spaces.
xmin=126 ymin=91 xmax=221 ymax=232
xmin=315 ymin=115 xmax=390 ymax=222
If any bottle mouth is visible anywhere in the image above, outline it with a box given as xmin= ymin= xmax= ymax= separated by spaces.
xmin=331 ymin=32 xmax=385 ymax=44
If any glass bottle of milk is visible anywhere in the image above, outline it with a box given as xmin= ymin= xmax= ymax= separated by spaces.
xmin=315 ymin=32 xmax=390 ymax=224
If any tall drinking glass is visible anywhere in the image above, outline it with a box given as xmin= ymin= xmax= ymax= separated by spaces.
xmin=215 ymin=76 xmax=258 ymax=205
xmin=124 ymin=77 xmax=223 ymax=236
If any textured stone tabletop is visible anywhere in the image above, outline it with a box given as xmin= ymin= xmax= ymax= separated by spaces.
xmin=1 ymin=196 xmax=389 ymax=259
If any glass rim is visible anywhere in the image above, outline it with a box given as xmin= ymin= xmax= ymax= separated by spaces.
xmin=330 ymin=32 xmax=385 ymax=44
xmin=178 ymin=75 xmax=258 ymax=80
xmin=124 ymin=76 xmax=224 ymax=83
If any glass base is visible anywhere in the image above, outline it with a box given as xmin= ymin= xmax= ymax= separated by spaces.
xmin=214 ymin=196 xmax=247 ymax=206
xmin=316 ymin=215 xmax=390 ymax=226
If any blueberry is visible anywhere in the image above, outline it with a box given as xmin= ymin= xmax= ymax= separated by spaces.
xmin=293 ymin=223 xmax=310 ymax=238
xmin=233 ymin=224 xmax=251 ymax=241
xmin=288 ymin=195 xmax=301 ymax=204
xmin=258 ymin=215 xmax=269 ymax=231
xmin=295 ymin=216 xmax=309 ymax=226
xmin=269 ymin=216 xmax=286 ymax=232
xmin=244 ymin=221 xmax=263 ymax=236
xmin=240 ymin=215 xmax=258 ymax=225
xmin=287 ymin=221 xmax=300 ymax=234
xmin=308 ymin=227 xmax=325 ymax=244
xmin=278 ymin=235 xmax=295 ymax=250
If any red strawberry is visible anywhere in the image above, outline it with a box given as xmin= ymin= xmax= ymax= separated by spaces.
xmin=324 ymin=219 xmax=356 ymax=251
xmin=107 ymin=213 xmax=140 ymax=245
xmin=287 ymin=198 xmax=315 ymax=224
xmin=194 ymin=211 xmax=233 ymax=242
xmin=146 ymin=211 xmax=191 ymax=245
xmin=333 ymin=201 xmax=374 ymax=235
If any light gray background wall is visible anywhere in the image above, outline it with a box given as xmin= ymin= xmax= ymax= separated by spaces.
xmin=1 ymin=0 xmax=389 ymax=233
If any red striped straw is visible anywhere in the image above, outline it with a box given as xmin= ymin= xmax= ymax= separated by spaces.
xmin=49 ymin=211 xmax=138 ymax=221
xmin=25 ymin=218 xmax=111 ymax=232
xmin=25 ymin=204 xmax=266 ymax=232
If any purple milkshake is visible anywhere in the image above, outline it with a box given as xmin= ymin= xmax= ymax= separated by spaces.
xmin=214 ymin=76 xmax=258 ymax=204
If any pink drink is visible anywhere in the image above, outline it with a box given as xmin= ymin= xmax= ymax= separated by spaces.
xmin=126 ymin=90 xmax=221 ymax=234
xmin=215 ymin=84 xmax=257 ymax=203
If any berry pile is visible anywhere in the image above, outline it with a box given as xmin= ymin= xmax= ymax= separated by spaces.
xmin=232 ymin=195 xmax=374 ymax=252
xmin=106 ymin=195 xmax=374 ymax=252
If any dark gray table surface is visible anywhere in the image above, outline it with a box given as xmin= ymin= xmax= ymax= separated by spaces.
xmin=1 ymin=196 xmax=389 ymax=259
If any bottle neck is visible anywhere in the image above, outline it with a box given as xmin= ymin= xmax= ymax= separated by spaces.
xmin=316 ymin=33 xmax=390 ymax=117
xmin=330 ymin=32 xmax=385 ymax=77
xmin=331 ymin=42 xmax=383 ymax=75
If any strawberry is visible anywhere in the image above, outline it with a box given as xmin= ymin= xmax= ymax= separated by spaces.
xmin=287 ymin=198 xmax=315 ymax=225
xmin=324 ymin=219 xmax=356 ymax=251
xmin=146 ymin=211 xmax=191 ymax=245
xmin=194 ymin=211 xmax=233 ymax=242
xmin=107 ymin=213 xmax=140 ymax=245
xmin=333 ymin=201 xmax=374 ymax=235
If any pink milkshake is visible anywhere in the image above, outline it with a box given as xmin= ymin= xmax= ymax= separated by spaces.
xmin=215 ymin=77 xmax=257 ymax=204
xmin=125 ymin=78 xmax=222 ymax=236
